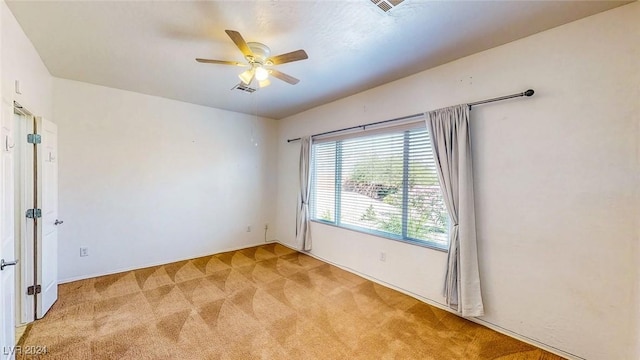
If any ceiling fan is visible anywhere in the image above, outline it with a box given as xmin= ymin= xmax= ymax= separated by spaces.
xmin=196 ymin=30 xmax=308 ymax=89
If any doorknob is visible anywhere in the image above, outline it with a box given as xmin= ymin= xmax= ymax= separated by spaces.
xmin=54 ymin=219 xmax=64 ymax=225
xmin=1 ymin=259 xmax=18 ymax=271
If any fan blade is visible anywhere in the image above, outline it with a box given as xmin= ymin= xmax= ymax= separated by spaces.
xmin=269 ymin=69 xmax=300 ymax=85
xmin=267 ymin=50 xmax=308 ymax=65
xmin=225 ymin=30 xmax=254 ymax=58
xmin=196 ymin=58 xmax=247 ymax=66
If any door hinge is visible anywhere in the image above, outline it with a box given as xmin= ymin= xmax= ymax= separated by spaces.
xmin=27 ymin=133 xmax=41 ymax=144
xmin=27 ymin=285 xmax=41 ymax=295
xmin=26 ymin=208 xmax=42 ymax=219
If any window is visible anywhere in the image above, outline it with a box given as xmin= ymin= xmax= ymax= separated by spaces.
xmin=310 ymin=120 xmax=449 ymax=249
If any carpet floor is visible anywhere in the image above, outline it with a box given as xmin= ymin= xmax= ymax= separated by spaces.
xmin=17 ymin=243 xmax=564 ymax=359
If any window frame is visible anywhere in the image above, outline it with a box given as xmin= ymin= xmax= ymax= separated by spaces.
xmin=310 ymin=124 xmax=449 ymax=252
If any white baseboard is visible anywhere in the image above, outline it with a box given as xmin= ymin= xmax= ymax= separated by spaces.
xmin=57 ymin=241 xmax=277 ymax=284
xmin=275 ymin=240 xmax=582 ymax=360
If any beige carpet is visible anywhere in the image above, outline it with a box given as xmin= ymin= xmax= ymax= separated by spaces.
xmin=18 ymin=243 xmax=564 ymax=359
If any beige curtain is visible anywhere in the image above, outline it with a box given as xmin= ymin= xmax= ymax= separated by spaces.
xmin=425 ymin=104 xmax=484 ymax=317
xmin=296 ymin=136 xmax=312 ymax=251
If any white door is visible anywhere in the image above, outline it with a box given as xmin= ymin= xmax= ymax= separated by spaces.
xmin=1 ymin=101 xmax=17 ymax=359
xmin=35 ymin=117 xmax=58 ymax=318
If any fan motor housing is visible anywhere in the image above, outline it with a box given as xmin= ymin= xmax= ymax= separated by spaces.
xmin=246 ymin=42 xmax=271 ymax=64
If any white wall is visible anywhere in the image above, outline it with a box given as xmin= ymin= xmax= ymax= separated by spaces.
xmin=276 ymin=3 xmax=639 ymax=360
xmin=53 ymin=78 xmax=278 ymax=282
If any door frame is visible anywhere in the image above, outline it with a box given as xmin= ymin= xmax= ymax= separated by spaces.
xmin=13 ymin=102 xmax=36 ymax=326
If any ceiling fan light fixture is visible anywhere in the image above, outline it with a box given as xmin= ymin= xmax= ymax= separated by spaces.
xmin=238 ymin=68 xmax=255 ymax=85
xmin=255 ymin=66 xmax=269 ymax=81
xmin=258 ymin=78 xmax=271 ymax=88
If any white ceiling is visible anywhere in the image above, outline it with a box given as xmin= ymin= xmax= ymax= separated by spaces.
xmin=6 ymin=0 xmax=629 ymax=119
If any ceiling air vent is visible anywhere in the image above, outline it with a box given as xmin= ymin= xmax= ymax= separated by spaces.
xmin=370 ymin=0 xmax=404 ymax=13
xmin=231 ymin=83 xmax=256 ymax=93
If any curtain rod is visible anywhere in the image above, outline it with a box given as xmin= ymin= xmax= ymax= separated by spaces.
xmin=286 ymin=89 xmax=534 ymax=143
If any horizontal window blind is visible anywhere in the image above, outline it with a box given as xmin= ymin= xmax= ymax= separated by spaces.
xmin=311 ymin=142 xmax=336 ymax=222
xmin=311 ymin=124 xmax=449 ymax=248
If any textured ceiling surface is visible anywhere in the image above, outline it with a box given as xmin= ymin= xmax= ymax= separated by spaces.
xmin=6 ymin=1 xmax=629 ymax=119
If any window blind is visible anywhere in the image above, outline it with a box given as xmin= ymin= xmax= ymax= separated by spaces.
xmin=311 ymin=123 xmax=449 ymax=248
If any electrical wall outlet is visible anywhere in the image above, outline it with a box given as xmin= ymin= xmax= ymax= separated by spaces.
xmin=80 ymin=247 xmax=89 ymax=257
xmin=264 ymin=223 xmax=269 ymax=230
xmin=379 ymin=252 xmax=386 ymax=262
xmin=246 ymin=226 xmax=251 ymax=232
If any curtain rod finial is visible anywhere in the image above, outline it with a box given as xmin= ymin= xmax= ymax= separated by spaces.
xmin=524 ymin=89 xmax=535 ymax=97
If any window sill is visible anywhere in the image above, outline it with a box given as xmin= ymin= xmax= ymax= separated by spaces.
xmin=310 ymin=219 xmax=448 ymax=253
